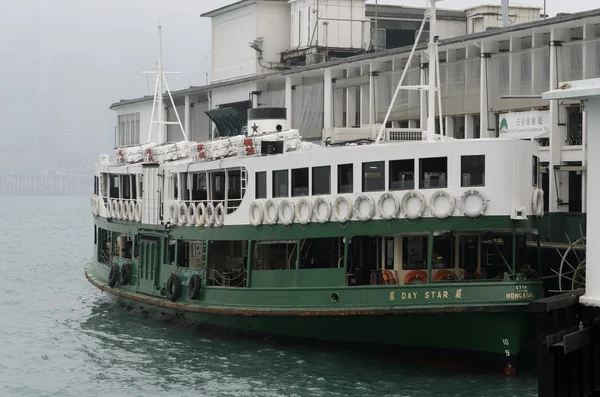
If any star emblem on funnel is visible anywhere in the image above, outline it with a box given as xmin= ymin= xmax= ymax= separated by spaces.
xmin=251 ymin=123 xmax=259 ymax=133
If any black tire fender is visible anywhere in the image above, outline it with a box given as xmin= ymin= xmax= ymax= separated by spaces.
xmin=108 ymin=264 xmax=119 ymax=288
xmin=188 ymin=273 xmax=202 ymax=300
xmin=165 ymin=274 xmax=182 ymax=302
xmin=119 ymin=262 xmax=132 ymax=285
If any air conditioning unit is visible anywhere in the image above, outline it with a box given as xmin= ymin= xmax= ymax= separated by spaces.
xmin=306 ymin=53 xmax=326 ymax=66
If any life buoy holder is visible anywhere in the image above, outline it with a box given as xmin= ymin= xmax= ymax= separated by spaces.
xmin=434 ymin=269 xmax=457 ymax=282
xmin=187 ymin=202 xmax=196 ymax=226
xmin=295 ymin=198 xmax=313 ymax=225
xmin=134 ymin=200 xmax=142 ymax=222
xmin=178 ymin=202 xmax=189 ymax=226
xmin=214 ymin=203 xmax=225 ymax=227
xmin=263 ymin=199 xmax=279 ymax=225
xmin=169 ymin=203 xmax=179 ymax=224
xmin=278 ymin=199 xmax=296 ymax=226
xmin=460 ymin=189 xmax=488 ymax=218
xmin=402 ymin=191 xmax=426 ymax=220
xmin=313 ymin=197 xmax=332 ymax=223
xmin=128 ymin=200 xmax=136 ymax=221
xmin=404 ymin=270 xmax=427 ymax=284
xmin=249 ymin=201 xmax=264 ymax=226
xmin=195 ymin=202 xmax=206 ymax=226
xmin=188 ymin=273 xmax=202 ymax=300
xmin=205 ymin=202 xmax=216 ymax=227
xmin=354 ymin=194 xmax=375 ymax=222
xmin=382 ymin=270 xmax=397 ymax=285
xmin=531 ymin=188 xmax=544 ymax=217
xmin=333 ymin=196 xmax=353 ymax=222
xmin=165 ymin=274 xmax=182 ymax=302
xmin=429 ymin=190 xmax=456 ymax=219
xmin=108 ymin=264 xmax=119 ymax=288
xmin=119 ymin=262 xmax=132 ymax=285
xmin=377 ymin=192 xmax=401 ymax=220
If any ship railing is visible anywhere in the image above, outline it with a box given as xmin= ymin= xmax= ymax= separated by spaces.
xmin=208 ymin=268 xmax=247 ymax=287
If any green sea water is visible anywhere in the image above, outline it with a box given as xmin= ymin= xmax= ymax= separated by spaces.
xmin=0 ymin=196 xmax=537 ymax=396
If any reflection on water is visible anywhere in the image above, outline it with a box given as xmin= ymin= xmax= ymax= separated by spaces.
xmin=0 ymin=196 xmax=537 ymax=397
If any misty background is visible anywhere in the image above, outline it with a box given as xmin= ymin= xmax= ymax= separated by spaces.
xmin=1 ymin=0 xmax=595 ymax=173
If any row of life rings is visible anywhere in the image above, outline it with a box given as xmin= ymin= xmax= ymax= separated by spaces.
xmin=106 ymin=198 xmax=142 ymax=222
xmin=248 ymin=189 xmax=489 ymax=226
xmin=168 ymin=201 xmax=225 ymax=228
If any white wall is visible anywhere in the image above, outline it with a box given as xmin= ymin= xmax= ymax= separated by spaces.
xmin=211 ymin=82 xmax=257 ymax=108
xmin=438 ymin=19 xmax=467 ymax=39
xmin=190 ymin=101 xmax=211 ymax=142
xmin=211 ymin=3 xmax=257 ymax=82
xmin=256 ymin=2 xmax=290 ymax=74
xmin=466 ymin=5 xmax=541 ymax=34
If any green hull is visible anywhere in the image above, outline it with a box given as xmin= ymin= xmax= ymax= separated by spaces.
xmin=86 ymin=260 xmax=538 ymax=356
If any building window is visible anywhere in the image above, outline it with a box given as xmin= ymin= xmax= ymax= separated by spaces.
xmin=419 ymin=157 xmax=447 ymax=189
xmin=273 ymin=170 xmax=288 ymax=198
xmin=338 ymin=164 xmax=353 ymax=194
xmin=453 ymin=116 xmax=465 ymax=139
xmin=567 ymin=106 xmax=582 ymax=145
xmin=312 ymin=166 xmax=331 ymax=195
xmin=532 ymin=156 xmax=539 ymax=187
xmin=389 ymin=159 xmax=414 ymax=190
xmin=255 ymin=172 xmax=266 ymax=199
xmin=362 ymin=161 xmax=385 ymax=192
xmin=292 ymin=168 xmax=309 ymax=197
xmin=461 ymin=155 xmax=485 ymax=187
xmin=473 ymin=115 xmax=481 ymax=139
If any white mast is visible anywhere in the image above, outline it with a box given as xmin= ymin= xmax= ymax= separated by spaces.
xmin=143 ymin=25 xmax=187 ymax=144
xmin=375 ymin=0 xmax=442 ymax=144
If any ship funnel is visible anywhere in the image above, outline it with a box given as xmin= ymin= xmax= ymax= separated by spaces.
xmin=247 ymin=107 xmax=288 ymax=136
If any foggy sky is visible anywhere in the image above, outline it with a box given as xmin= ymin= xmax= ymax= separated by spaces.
xmin=0 ymin=0 xmax=598 ymax=170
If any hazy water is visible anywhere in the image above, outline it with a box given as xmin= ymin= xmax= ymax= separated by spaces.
xmin=0 ymin=196 xmax=538 ymax=397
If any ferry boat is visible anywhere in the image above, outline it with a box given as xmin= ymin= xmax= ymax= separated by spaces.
xmin=86 ymin=0 xmax=545 ymax=370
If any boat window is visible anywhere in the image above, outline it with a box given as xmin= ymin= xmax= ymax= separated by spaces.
xmin=338 ymin=164 xmax=353 ymax=194
xmin=180 ymin=173 xmax=190 ymax=201
xmin=191 ymin=172 xmax=208 ymax=201
xmin=131 ymin=175 xmax=137 ymax=200
xmin=384 ymin=237 xmax=394 ymax=270
xmin=121 ymin=175 xmax=131 ymax=199
xmin=292 ymin=168 xmax=309 ymax=197
xmin=312 ymin=166 xmax=331 ymax=196
xmin=227 ymin=168 xmax=243 ymax=213
xmin=419 ymin=157 xmax=447 ymax=189
xmin=402 ymin=236 xmax=428 ymax=270
xmin=389 ymin=159 xmax=414 ymax=190
xmin=433 ymin=234 xmax=454 ymax=269
xmin=362 ymin=161 xmax=385 ymax=192
xmin=176 ymin=241 xmax=190 ymax=267
xmin=273 ymin=170 xmax=288 ymax=198
xmin=93 ymin=176 xmax=99 ymax=195
xmin=101 ymin=173 xmax=108 ymax=197
xmin=532 ymin=155 xmax=539 ymax=186
xmin=109 ymin=175 xmax=119 ymax=198
xmin=171 ymin=174 xmax=178 ymax=200
xmin=255 ymin=171 xmax=267 ymax=199
xmin=210 ymin=171 xmax=226 ymax=202
xmin=461 ymin=155 xmax=485 ymax=187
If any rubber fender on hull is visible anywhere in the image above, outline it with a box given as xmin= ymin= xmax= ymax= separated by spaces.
xmin=120 ymin=262 xmax=132 ymax=285
xmin=166 ymin=274 xmax=182 ymax=302
xmin=108 ymin=264 xmax=120 ymax=288
xmin=188 ymin=273 xmax=202 ymax=300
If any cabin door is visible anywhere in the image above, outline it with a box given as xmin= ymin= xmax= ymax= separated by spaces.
xmin=138 ymin=237 xmax=161 ymax=294
xmin=141 ymin=164 xmax=161 ymax=224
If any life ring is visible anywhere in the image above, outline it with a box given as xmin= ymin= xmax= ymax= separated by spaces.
xmin=333 ymin=196 xmax=353 ymax=222
xmin=134 ymin=200 xmax=142 ymax=222
xmin=532 ymin=188 xmax=544 ymax=217
xmin=205 ymin=202 xmax=216 ymax=227
xmin=460 ymin=189 xmax=488 ymax=218
xmin=105 ymin=199 xmax=112 ymax=219
xmin=188 ymin=273 xmax=202 ymax=300
xmin=117 ymin=200 xmax=125 ymax=220
xmin=165 ymin=274 xmax=182 ymax=302
xmin=404 ymin=270 xmax=427 ymax=284
xmin=187 ymin=202 xmax=196 ymax=226
xmin=119 ymin=262 xmax=132 ymax=285
xmin=313 ymin=197 xmax=332 ymax=223
xmin=128 ymin=200 xmax=136 ymax=221
xmin=108 ymin=264 xmax=120 ymax=287
xmin=377 ymin=192 xmax=401 ymax=220
xmin=401 ymin=191 xmax=426 ymax=220
xmin=429 ymin=190 xmax=456 ymax=219
xmin=178 ymin=202 xmax=189 ymax=226
xmin=278 ymin=199 xmax=295 ymax=226
xmin=249 ymin=201 xmax=264 ymax=226
xmin=295 ymin=198 xmax=313 ymax=225
xmin=214 ymin=203 xmax=225 ymax=227
xmin=382 ymin=270 xmax=396 ymax=285
xmin=263 ymin=199 xmax=279 ymax=225
xmin=169 ymin=203 xmax=179 ymax=224
xmin=90 ymin=195 xmax=99 ymax=216
xmin=354 ymin=194 xmax=375 ymax=222
xmin=195 ymin=202 xmax=206 ymax=226
xmin=434 ymin=269 xmax=457 ymax=282
xmin=110 ymin=199 xmax=118 ymax=219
